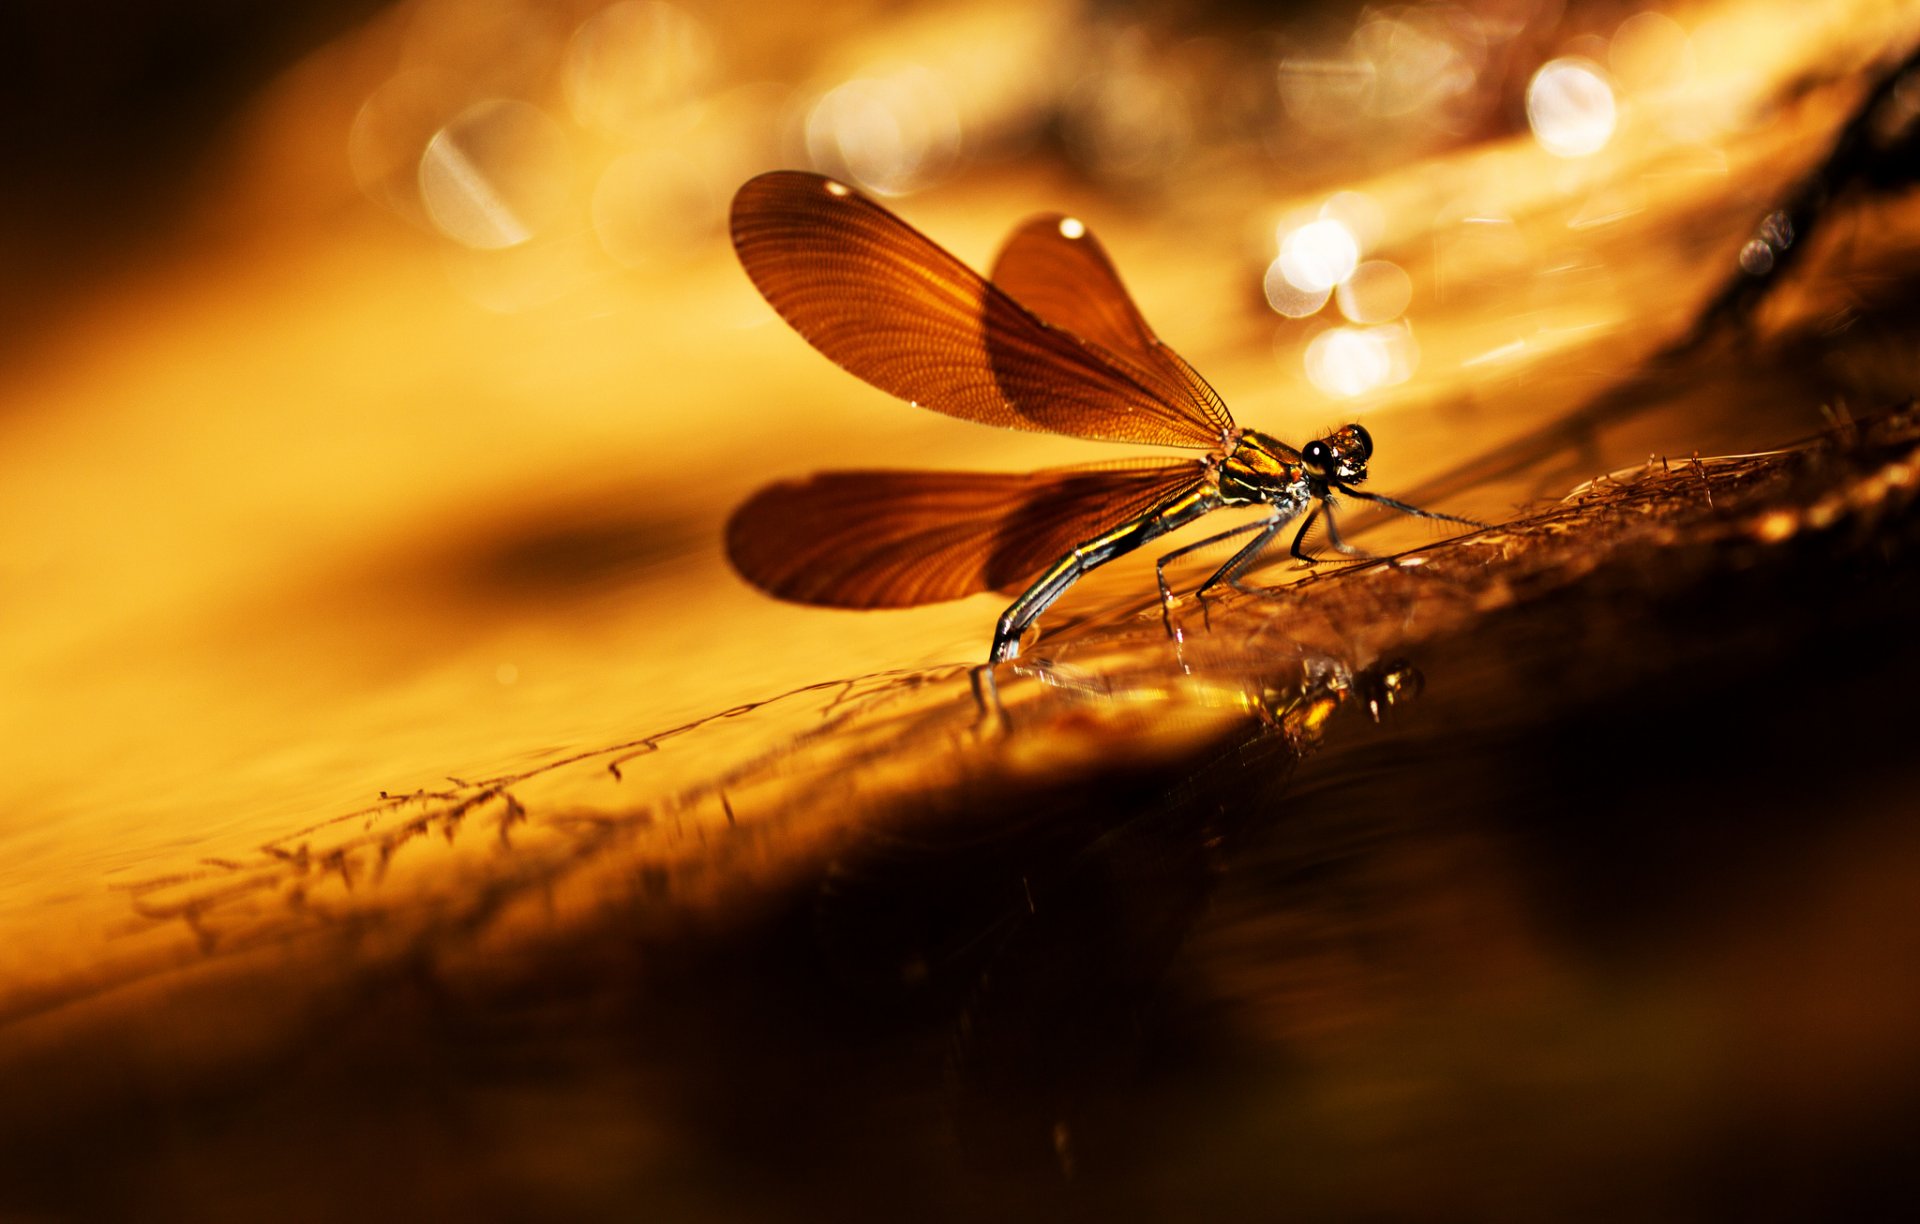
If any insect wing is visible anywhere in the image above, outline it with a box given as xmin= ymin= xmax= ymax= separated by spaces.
xmin=726 ymin=460 xmax=1210 ymax=608
xmin=990 ymin=214 xmax=1232 ymax=439
xmin=730 ymin=171 xmax=1226 ymax=450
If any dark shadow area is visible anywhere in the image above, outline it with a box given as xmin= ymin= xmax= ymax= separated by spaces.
xmin=1 ymin=0 xmax=395 ymax=373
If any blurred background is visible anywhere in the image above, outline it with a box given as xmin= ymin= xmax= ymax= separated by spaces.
xmin=4 ymin=0 xmax=1920 ymax=1217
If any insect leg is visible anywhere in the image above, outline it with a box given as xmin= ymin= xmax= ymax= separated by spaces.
xmin=1198 ymin=512 xmax=1295 ymax=596
xmin=1287 ymin=502 xmax=1324 ymax=564
xmin=1335 ymin=485 xmax=1487 ymax=528
xmin=1153 ymin=516 xmax=1274 ymax=640
xmin=1155 ymin=518 xmax=1271 ymax=604
xmin=1318 ymin=499 xmax=1375 ymax=559
xmin=992 ymin=487 xmax=1218 ymax=662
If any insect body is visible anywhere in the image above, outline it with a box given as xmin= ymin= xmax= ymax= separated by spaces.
xmin=726 ymin=171 xmax=1480 ymax=663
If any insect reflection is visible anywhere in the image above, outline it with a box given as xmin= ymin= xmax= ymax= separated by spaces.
xmin=727 ymin=171 xmax=1483 ymax=663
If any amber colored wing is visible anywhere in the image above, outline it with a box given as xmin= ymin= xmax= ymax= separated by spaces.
xmin=725 ymin=459 xmax=1210 ymax=608
xmin=730 ymin=171 xmax=1229 ymax=450
xmin=990 ymin=214 xmax=1232 ymax=437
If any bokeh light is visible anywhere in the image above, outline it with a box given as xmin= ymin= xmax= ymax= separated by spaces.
xmin=1319 ymin=190 xmax=1386 ymax=252
xmin=1278 ymin=5 xmax=1490 ymax=138
xmin=563 ymin=1 xmax=716 ymax=136
xmin=1277 ymin=218 xmax=1360 ymax=295
xmin=1264 ymin=259 xmax=1333 ymax=318
xmin=419 ymin=99 xmax=572 ymax=249
xmin=1609 ymin=11 xmax=1696 ymax=95
xmin=1276 ymin=55 xmax=1374 ymax=131
xmin=1350 ymin=7 xmax=1483 ymax=123
xmin=1738 ymin=209 xmax=1795 ymax=275
xmin=1527 ymin=58 xmax=1618 ymax=158
xmin=349 ymin=69 xmax=465 ymax=221
xmin=18 ymin=1 xmax=1920 ymax=1215
xmin=804 ymin=68 xmax=963 ymax=197
xmin=1304 ymin=323 xmax=1418 ymax=397
xmin=1336 ymin=259 xmax=1414 ymax=324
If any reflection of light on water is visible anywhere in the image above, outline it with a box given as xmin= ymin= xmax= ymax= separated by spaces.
xmin=1462 ymin=338 xmax=1529 ymax=368
xmin=1350 ymin=8 xmax=1483 ymax=122
xmin=805 ymin=69 xmax=961 ymax=197
xmin=1269 ymin=195 xmax=1390 ymax=320
xmin=1527 ymin=58 xmax=1617 ymax=158
xmin=1279 ymin=7 xmax=1486 ymax=136
xmin=563 ymin=1 xmax=716 ymax=136
xmin=1738 ymin=209 xmax=1794 ymax=275
xmin=1307 ymin=327 xmax=1389 ymax=397
xmin=1269 ymin=195 xmax=1416 ymax=383
xmin=1337 ymin=260 xmax=1413 ymax=324
xmin=1320 ymin=190 xmax=1385 ymax=251
xmin=1305 ymin=323 xmax=1418 ymax=397
xmin=1739 ymin=238 xmax=1776 ymax=275
xmin=350 ymin=69 xmax=463 ymax=221
xmin=1276 ymin=56 xmax=1374 ymax=128
xmin=1263 ymin=261 xmax=1331 ymax=318
xmin=419 ymin=99 xmax=571 ymax=249
xmin=1277 ymin=219 xmax=1359 ymax=295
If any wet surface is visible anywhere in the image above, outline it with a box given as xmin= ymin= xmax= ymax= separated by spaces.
xmin=7 ymin=0 xmax=1920 ymax=1218
xmin=9 ymin=407 xmax=1920 ymax=1218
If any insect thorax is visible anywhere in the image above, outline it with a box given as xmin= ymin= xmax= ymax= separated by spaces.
xmin=1218 ymin=430 xmax=1308 ymax=505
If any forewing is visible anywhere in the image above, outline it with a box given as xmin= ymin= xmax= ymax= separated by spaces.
xmin=726 ymin=460 xmax=1210 ymax=609
xmin=731 ymin=171 xmax=1225 ymax=449
xmin=990 ymin=215 xmax=1232 ymax=437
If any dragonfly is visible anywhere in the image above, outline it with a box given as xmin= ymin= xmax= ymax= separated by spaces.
xmin=726 ymin=170 xmax=1485 ymax=663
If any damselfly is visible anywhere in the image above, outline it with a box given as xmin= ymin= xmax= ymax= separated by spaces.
xmin=726 ymin=171 xmax=1483 ymax=663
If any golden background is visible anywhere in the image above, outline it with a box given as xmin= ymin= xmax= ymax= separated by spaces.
xmin=4 ymin=0 xmax=1918 ymax=1216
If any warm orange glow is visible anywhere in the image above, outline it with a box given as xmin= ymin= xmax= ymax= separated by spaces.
xmin=0 ymin=0 xmax=1901 ymax=995
xmin=5 ymin=0 xmax=1920 ymax=1213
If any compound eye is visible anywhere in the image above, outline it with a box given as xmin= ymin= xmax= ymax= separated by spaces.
xmin=1304 ymin=440 xmax=1333 ymax=470
xmin=1348 ymin=423 xmax=1373 ymax=460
